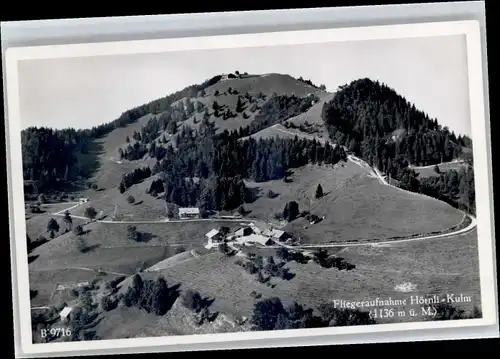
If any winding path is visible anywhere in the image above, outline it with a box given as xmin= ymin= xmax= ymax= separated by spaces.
xmin=280 ymin=154 xmax=477 ymax=248
xmin=44 ymin=152 xmax=476 ymax=249
xmin=48 ymin=205 xmax=256 ymax=225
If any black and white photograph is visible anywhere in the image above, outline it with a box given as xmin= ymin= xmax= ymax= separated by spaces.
xmin=3 ymin=13 xmax=497 ymax=356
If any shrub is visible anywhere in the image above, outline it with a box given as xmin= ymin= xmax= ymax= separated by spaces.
xmin=84 ymin=206 xmax=98 ymax=220
xmin=251 ymin=297 xmax=285 ymax=330
xmin=256 ymin=271 xmax=268 ymax=283
xmin=30 ymin=205 xmax=42 ymax=213
xmin=79 ymin=291 xmax=93 ymax=307
xmin=127 ymin=225 xmax=141 ymax=242
xmin=127 ymin=195 xmax=135 ymax=204
xmin=238 ymin=205 xmax=247 ymax=216
xmin=276 ymin=247 xmax=290 ymax=261
xmin=108 ymin=275 xmax=126 ymax=289
xmin=73 ymin=225 xmax=84 ymax=235
xmin=175 ymin=246 xmax=186 ymax=254
xmin=123 ymin=275 xmax=177 ymax=316
xmin=250 ymin=290 xmax=262 ymax=299
xmin=99 ymin=296 xmax=116 ymax=312
xmin=122 ymin=274 xmax=144 ymax=307
xmin=313 ymin=249 xmax=355 ymax=270
xmin=82 ymin=330 xmax=100 ymax=341
xmin=37 ymin=193 xmax=47 ymax=204
xmin=218 ymin=243 xmax=235 ymax=256
xmin=46 ymin=218 xmax=60 ymax=238
xmin=181 ymin=289 xmax=204 ymax=312
xmin=315 ymin=184 xmax=324 ymax=199
xmin=243 ymin=261 xmax=258 ymax=274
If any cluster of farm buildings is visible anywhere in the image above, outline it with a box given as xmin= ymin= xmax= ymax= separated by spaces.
xmin=204 ymin=223 xmax=290 ymax=249
xmin=171 ymin=207 xmax=291 ymax=249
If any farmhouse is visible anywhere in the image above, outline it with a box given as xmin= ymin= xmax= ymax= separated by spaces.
xmin=178 ymin=207 xmax=200 ymax=220
xmin=78 ymin=197 xmax=89 ymax=203
xmin=59 ymin=307 xmax=73 ymax=323
xmin=239 ymin=234 xmax=274 ymax=246
xmin=263 ymin=229 xmax=289 ymax=242
xmin=206 ymin=229 xmax=224 ymax=246
xmin=55 ymin=281 xmax=90 ymax=291
xmin=270 ymin=229 xmax=289 ymax=241
xmin=235 ymin=227 xmax=253 ymax=237
xmin=249 ymin=223 xmax=262 ymax=234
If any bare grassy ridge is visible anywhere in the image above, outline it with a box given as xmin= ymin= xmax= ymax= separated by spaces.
xmin=150 ymin=74 xmax=326 ymax=146
xmin=79 ymin=114 xmax=155 ymax=192
xmin=205 ymin=73 xmax=326 ymax=98
xmin=175 ymin=94 xmax=264 ymax=135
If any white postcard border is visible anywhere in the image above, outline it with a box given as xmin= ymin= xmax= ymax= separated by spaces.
xmin=4 ymin=19 xmax=497 ymax=356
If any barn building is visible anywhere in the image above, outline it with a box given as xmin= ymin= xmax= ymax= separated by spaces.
xmin=178 ymin=207 xmax=201 ymax=220
xmin=59 ymin=307 xmax=73 ymax=323
xmin=206 ymin=229 xmax=224 ymax=246
xmin=235 ymin=227 xmax=253 ymax=237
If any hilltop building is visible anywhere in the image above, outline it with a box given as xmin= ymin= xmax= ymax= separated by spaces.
xmin=178 ymin=207 xmax=200 ymax=220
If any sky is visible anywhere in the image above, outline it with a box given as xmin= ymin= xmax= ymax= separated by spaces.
xmin=18 ymin=34 xmax=471 ymax=136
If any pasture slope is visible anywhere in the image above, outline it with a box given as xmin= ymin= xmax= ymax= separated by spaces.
xmin=25 ymin=73 xmax=479 ymax=340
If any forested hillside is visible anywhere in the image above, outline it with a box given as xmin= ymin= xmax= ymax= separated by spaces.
xmin=21 ymin=72 xmax=320 ymax=196
xmin=126 ymin=118 xmax=346 ymax=213
xmin=321 ymin=78 xmax=475 ymax=214
xmin=21 ymin=74 xmax=228 ymax=194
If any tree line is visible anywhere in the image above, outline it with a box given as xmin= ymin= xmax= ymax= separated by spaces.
xmin=119 ymin=166 xmax=152 ymax=193
xmin=22 ymin=73 xmax=323 ymax=197
xmin=21 ymin=74 xmax=226 ymax=194
xmin=244 ymin=93 xmax=319 ymax=137
xmin=322 ymin=78 xmax=470 ymax=169
xmin=21 ymin=127 xmax=86 ymax=193
xmin=251 ymin=297 xmax=375 ymax=330
xmin=399 ymin=165 xmax=475 ymax=215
